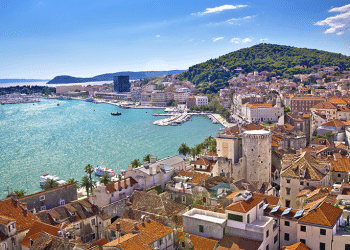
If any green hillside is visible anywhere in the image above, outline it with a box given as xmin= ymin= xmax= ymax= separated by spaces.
xmin=179 ymin=43 xmax=350 ymax=94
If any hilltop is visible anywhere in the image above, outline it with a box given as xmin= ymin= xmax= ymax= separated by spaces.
xmin=47 ymin=70 xmax=185 ymax=84
xmin=178 ymin=43 xmax=350 ymax=93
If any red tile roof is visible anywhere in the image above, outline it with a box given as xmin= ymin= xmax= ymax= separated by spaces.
xmin=299 ymin=201 xmax=342 ymax=227
xmin=282 ymin=242 xmax=312 ymax=250
xmin=226 ymin=196 xmax=265 ymax=213
xmin=216 ymin=234 xmax=262 ymax=250
xmin=20 ymin=221 xmax=60 ymax=248
xmin=177 ymin=232 xmax=218 ymax=250
xmin=0 ymin=197 xmax=39 ymax=232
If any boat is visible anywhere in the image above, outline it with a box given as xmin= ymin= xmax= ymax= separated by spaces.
xmin=152 ymin=113 xmax=159 ymax=116
xmin=57 ymin=103 xmax=60 ymax=106
xmin=40 ymin=174 xmax=60 ymax=187
xmin=94 ymin=166 xmax=115 ymax=177
xmin=111 ymin=112 xmax=121 ymax=116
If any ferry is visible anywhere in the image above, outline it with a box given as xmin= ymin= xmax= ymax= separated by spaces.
xmin=111 ymin=112 xmax=121 ymax=116
xmin=94 ymin=166 xmax=115 ymax=177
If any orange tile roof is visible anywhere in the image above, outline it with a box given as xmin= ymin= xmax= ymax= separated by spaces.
xmin=330 ymin=158 xmax=350 ymax=172
xmin=178 ymin=170 xmax=209 ymax=184
xmin=107 ymin=218 xmax=174 ymax=249
xmin=91 ymin=237 xmax=109 ymax=249
xmin=252 ymin=193 xmax=279 ymax=206
xmin=280 ymin=152 xmax=326 ymax=181
xmin=244 ymin=103 xmax=273 ymax=109
xmin=106 ymin=177 xmax=138 ymax=193
xmin=282 ymin=242 xmax=312 ymax=250
xmin=216 ymin=234 xmax=262 ymax=250
xmin=328 ymin=96 xmax=347 ymax=105
xmin=299 ymin=201 xmax=342 ymax=227
xmin=20 ymin=221 xmax=60 ymax=248
xmin=311 ymin=102 xmax=337 ymax=109
xmin=191 ymin=158 xmax=210 ymax=166
xmin=177 ymin=232 xmax=218 ymax=250
xmin=226 ymin=196 xmax=265 ymax=213
xmin=322 ymin=119 xmax=345 ymax=127
xmin=0 ymin=197 xmax=39 ymax=232
xmin=207 ymin=151 xmax=218 ymax=157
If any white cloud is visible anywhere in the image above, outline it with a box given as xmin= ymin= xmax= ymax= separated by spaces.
xmin=260 ymin=38 xmax=268 ymax=42
xmin=156 ymin=35 xmax=160 ymax=37
xmin=213 ymin=37 xmax=224 ymax=42
xmin=315 ymin=4 xmax=350 ymax=35
xmin=188 ymin=39 xmax=194 ymax=42
xmin=193 ymin=4 xmax=247 ymax=15
xmin=225 ymin=16 xmax=252 ymax=24
xmin=230 ymin=37 xmax=253 ymax=44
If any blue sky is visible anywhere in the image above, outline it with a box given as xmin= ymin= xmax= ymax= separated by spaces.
xmin=1 ymin=0 xmax=349 ymax=79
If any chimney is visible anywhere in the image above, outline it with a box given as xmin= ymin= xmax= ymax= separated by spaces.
xmin=128 ymin=165 xmax=132 ymax=171
xmin=143 ymin=161 xmax=149 ymax=168
xmin=149 ymin=167 xmax=154 ymax=175
xmin=116 ymin=222 xmax=120 ymax=231
xmin=150 ymin=157 xmax=156 ymax=163
xmin=134 ymin=222 xmax=138 ymax=230
xmin=146 ymin=216 xmax=151 ymax=223
xmin=120 ymin=180 xmax=125 ymax=189
xmin=126 ymin=178 xmax=131 ymax=186
xmin=156 ymin=165 xmax=160 ymax=173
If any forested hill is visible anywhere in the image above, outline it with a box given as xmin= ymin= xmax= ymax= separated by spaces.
xmin=178 ymin=43 xmax=350 ymax=93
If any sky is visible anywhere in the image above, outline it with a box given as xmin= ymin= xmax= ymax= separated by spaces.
xmin=0 ymin=0 xmax=349 ymax=79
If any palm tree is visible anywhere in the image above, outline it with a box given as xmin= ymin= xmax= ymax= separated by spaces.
xmin=81 ymin=175 xmax=92 ymax=196
xmin=84 ymin=164 xmax=94 ymax=193
xmin=14 ymin=189 xmax=26 ymax=198
xmin=43 ymin=179 xmax=59 ymax=190
xmin=190 ymin=147 xmax=197 ymax=160
xmin=178 ymin=143 xmax=190 ymax=158
xmin=131 ymin=159 xmax=142 ymax=168
xmin=66 ymin=178 xmax=77 ymax=185
xmin=100 ymin=174 xmax=111 ymax=185
xmin=143 ymin=154 xmax=151 ymax=163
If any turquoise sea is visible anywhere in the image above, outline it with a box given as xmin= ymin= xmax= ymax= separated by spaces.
xmin=0 ymin=99 xmax=222 ymax=197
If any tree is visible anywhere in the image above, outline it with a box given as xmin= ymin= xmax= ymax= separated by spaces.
xmin=178 ymin=143 xmax=190 ymax=158
xmin=43 ymin=179 xmax=59 ymax=190
xmin=14 ymin=189 xmax=26 ymax=198
xmin=84 ymin=164 xmax=94 ymax=193
xmin=325 ymin=130 xmax=334 ymax=139
xmin=284 ymin=106 xmax=291 ymax=113
xmin=66 ymin=178 xmax=77 ymax=185
xmin=131 ymin=159 xmax=142 ymax=168
xmin=143 ymin=154 xmax=151 ymax=163
xmin=100 ymin=174 xmax=111 ymax=185
xmin=81 ymin=175 xmax=92 ymax=196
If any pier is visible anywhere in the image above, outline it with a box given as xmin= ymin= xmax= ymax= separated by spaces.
xmin=153 ymin=113 xmax=191 ymax=126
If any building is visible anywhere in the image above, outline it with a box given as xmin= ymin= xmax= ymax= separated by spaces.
xmin=214 ymin=128 xmax=272 ymax=185
xmin=290 ymin=96 xmax=325 ymax=113
xmin=150 ymin=90 xmax=172 ymax=107
xmin=186 ymin=97 xmax=196 ymax=108
xmin=279 ymin=152 xmax=330 ymax=208
xmin=240 ymin=97 xmax=283 ymax=123
xmin=174 ymin=88 xmax=191 ymax=104
xmin=114 ymin=75 xmax=130 ymax=93
xmin=106 ymin=217 xmax=175 ymax=250
xmin=0 ymin=196 xmax=39 ymax=250
xmin=18 ymin=183 xmax=77 ymax=212
xmin=195 ymin=95 xmax=208 ymax=106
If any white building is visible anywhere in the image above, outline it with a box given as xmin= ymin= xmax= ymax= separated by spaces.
xmin=174 ymin=88 xmax=190 ymax=104
xmin=195 ymin=95 xmax=208 ymax=106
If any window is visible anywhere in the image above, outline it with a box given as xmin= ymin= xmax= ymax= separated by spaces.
xmin=300 ymin=181 xmax=304 ymax=185
xmin=182 ymin=242 xmax=185 ymax=247
xmin=284 ymin=221 xmax=290 ymax=226
xmin=338 ymin=174 xmax=341 ymax=177
xmin=199 ymin=225 xmax=204 ymax=233
xmin=266 ymin=245 xmax=269 ymax=250
xmin=168 ymin=234 xmax=171 ymax=240
xmin=92 ymin=233 xmax=96 ymax=240
xmin=286 ymin=179 xmax=290 ymax=184
xmin=284 ymin=233 xmax=289 ymax=241
xmin=286 ymin=200 xmax=290 ymax=208
xmin=259 ymin=203 xmax=264 ymax=209
xmin=320 ymin=242 xmax=325 ymax=250
xmin=320 ymin=229 xmax=326 ymax=235
xmin=345 ymin=244 xmax=350 ymax=250
xmin=300 ymin=239 xmax=306 ymax=244
xmin=182 ymin=196 xmax=186 ymax=203
xmin=247 ymin=214 xmax=250 ymax=224
xmin=30 ymin=239 xmax=34 ymax=247
xmin=274 ymin=234 xmax=278 ymax=244
xmin=60 ymin=199 xmax=65 ymax=206
xmin=91 ymin=218 xmax=96 ymax=226
xmin=300 ymin=225 xmax=306 ymax=232
xmin=40 ymin=195 xmax=45 ymax=201
xmin=266 ymin=230 xmax=269 ymax=238
xmin=159 ymin=238 xmax=163 ymax=246
xmin=228 ymin=213 xmax=243 ymax=222
xmin=40 ymin=205 xmax=46 ymax=211
xmin=286 ymin=188 xmax=291 ymax=195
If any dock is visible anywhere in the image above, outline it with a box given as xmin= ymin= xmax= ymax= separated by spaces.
xmin=153 ymin=113 xmax=191 ymax=126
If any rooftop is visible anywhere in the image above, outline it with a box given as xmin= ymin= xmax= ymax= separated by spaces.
xmin=183 ymin=208 xmax=226 ymax=225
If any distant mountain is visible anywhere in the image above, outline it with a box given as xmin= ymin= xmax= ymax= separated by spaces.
xmin=47 ymin=70 xmax=185 ymax=84
xmin=178 ymin=43 xmax=350 ymax=93
xmin=0 ymin=79 xmax=49 ymax=84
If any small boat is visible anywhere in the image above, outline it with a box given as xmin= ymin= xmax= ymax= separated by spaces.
xmin=153 ymin=113 xmax=159 ymax=116
xmin=111 ymin=112 xmax=121 ymax=116
xmin=57 ymin=103 xmax=60 ymax=106
xmin=40 ymin=174 xmax=60 ymax=187
xmin=94 ymin=166 xmax=115 ymax=177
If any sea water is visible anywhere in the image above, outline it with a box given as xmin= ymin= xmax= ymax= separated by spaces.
xmin=0 ymin=99 xmax=222 ymax=197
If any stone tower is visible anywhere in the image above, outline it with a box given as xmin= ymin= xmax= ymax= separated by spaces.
xmin=242 ymin=130 xmax=271 ymax=183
